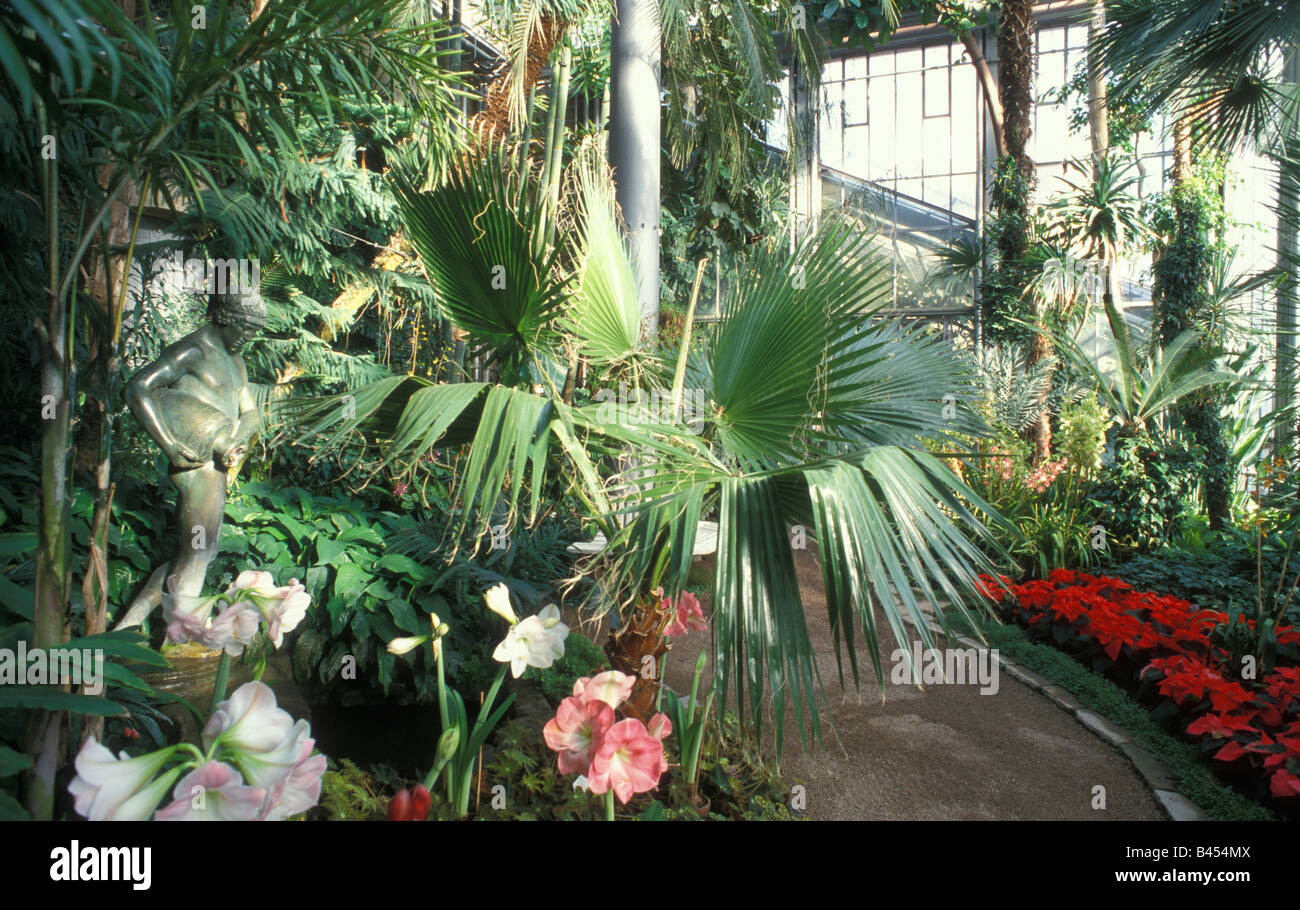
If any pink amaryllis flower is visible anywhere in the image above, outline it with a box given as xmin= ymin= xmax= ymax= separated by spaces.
xmin=154 ymin=761 xmax=267 ymax=821
xmin=229 ymin=718 xmax=311 ymax=788
xmin=200 ymin=601 xmax=262 ymax=656
xmin=163 ymin=593 xmax=218 ymax=646
xmin=203 ymin=682 xmax=296 ymax=755
xmin=662 ymin=591 xmax=707 ymax=638
xmin=68 ymin=737 xmax=179 ymax=821
xmin=202 ymin=682 xmax=326 ymax=819
xmin=258 ymin=733 xmax=327 ymax=820
xmin=261 ymin=581 xmax=310 ymax=648
xmin=228 ymin=571 xmax=311 ymax=647
xmin=646 ymin=712 xmax=673 ymax=776
xmin=587 ymin=718 xmax=667 ymax=804
xmin=573 ymin=670 xmax=635 ymax=709
xmin=543 ymin=696 xmax=615 ymax=775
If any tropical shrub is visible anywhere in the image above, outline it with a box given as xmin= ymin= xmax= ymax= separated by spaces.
xmin=1112 ymin=537 xmax=1261 ymax=614
xmin=1088 ymin=431 xmax=1203 ymax=556
xmin=218 ymin=481 xmax=579 ymax=706
xmin=963 ymin=398 xmax=1107 ymax=578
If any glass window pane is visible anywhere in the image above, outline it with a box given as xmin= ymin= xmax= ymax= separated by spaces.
xmin=845 ymin=79 xmax=867 ymax=125
xmin=952 ymin=174 xmax=977 ymax=220
xmin=845 ymin=55 xmax=867 ymax=79
xmin=922 ymin=116 xmax=950 ymax=175
xmin=924 ymin=67 xmax=949 ymax=117
xmin=822 ymin=80 xmax=843 ymax=125
xmin=923 ymin=176 xmax=948 ymax=209
xmin=868 ymin=76 xmax=896 ymax=177
xmin=843 ymin=124 xmax=869 ymax=174
xmin=820 ymin=114 xmax=843 ymax=169
xmin=1039 ymin=26 xmax=1065 ymax=52
xmin=896 ymin=72 xmax=923 ymax=175
xmin=869 ymin=50 xmax=895 ymax=75
xmin=896 ymin=48 xmax=922 ymax=73
xmin=1038 ymin=50 xmax=1066 ymax=89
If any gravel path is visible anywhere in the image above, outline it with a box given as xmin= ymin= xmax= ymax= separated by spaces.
xmin=659 ymin=548 xmax=1166 ymax=821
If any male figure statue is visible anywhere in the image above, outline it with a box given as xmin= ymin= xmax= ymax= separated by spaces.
xmin=114 ymin=288 xmax=265 ymax=631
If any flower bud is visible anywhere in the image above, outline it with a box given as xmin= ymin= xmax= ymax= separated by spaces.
xmin=483 ymin=583 xmax=518 ymax=625
xmin=435 ymin=726 xmax=460 ymax=773
xmin=387 ymin=635 xmax=429 ymax=656
xmin=410 ymin=785 xmax=431 ymax=820
xmin=388 ymin=788 xmax=412 ymax=821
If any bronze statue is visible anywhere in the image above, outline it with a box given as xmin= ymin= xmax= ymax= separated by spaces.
xmin=114 ymin=288 xmax=265 ymax=632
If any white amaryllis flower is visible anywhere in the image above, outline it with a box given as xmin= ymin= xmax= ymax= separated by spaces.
xmin=68 ymin=738 xmax=177 ymax=821
xmin=492 ymin=606 xmax=569 ymax=678
xmin=537 ymin=604 xmax=568 ymax=636
xmin=429 ymin=611 xmax=450 ymax=659
xmin=483 ymin=583 xmax=518 ymax=625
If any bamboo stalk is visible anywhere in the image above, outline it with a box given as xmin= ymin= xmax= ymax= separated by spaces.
xmin=29 ymin=94 xmax=70 ymax=821
xmin=544 ymin=42 xmax=572 ymax=252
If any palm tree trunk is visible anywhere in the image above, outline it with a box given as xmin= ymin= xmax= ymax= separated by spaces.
xmin=1157 ymin=110 xmax=1229 ymax=527
xmin=1172 ymin=112 xmax=1193 ymax=184
xmin=543 ymin=43 xmax=572 ymax=253
xmin=1087 ymin=2 xmax=1126 ymax=319
xmin=996 ymin=0 xmax=1049 ymax=461
xmin=1277 ymin=47 xmax=1299 ymax=458
xmin=609 ymin=0 xmax=662 ymax=341
xmin=1087 ymin=0 xmax=1108 ymax=160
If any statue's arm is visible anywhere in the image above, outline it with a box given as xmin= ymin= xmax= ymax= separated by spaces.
xmin=215 ymin=367 xmax=261 ymax=469
xmin=126 ymin=341 xmax=205 ymax=468
xmin=232 ymin=381 xmax=261 ymax=446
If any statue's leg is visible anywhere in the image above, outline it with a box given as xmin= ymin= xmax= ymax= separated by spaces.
xmin=162 ymin=463 xmax=228 ymax=617
xmin=111 ymin=560 xmax=171 ymax=630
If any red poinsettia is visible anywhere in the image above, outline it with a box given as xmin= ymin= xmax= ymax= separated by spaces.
xmin=981 ymin=570 xmax=1300 ymax=806
xmin=1187 ymin=712 xmax=1259 ymax=740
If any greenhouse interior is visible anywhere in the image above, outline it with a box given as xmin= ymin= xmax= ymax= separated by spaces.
xmin=2 ymin=0 xmax=1300 ymax=842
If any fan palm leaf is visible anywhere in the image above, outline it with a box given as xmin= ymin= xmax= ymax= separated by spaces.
xmin=391 ymin=152 xmax=570 ymax=385
xmin=566 ymin=152 xmax=645 ymax=371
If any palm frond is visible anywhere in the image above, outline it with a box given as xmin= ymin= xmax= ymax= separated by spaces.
xmin=390 ymin=152 xmax=570 ymax=384
xmin=566 ymin=150 xmax=644 ymax=369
